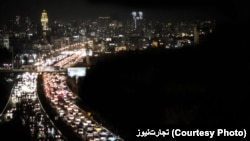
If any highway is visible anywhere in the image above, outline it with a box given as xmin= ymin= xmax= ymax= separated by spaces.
xmin=0 ymin=45 xmax=124 ymax=141
xmin=0 ymin=72 xmax=66 ymax=140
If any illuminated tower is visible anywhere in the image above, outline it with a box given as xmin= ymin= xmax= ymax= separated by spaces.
xmin=41 ymin=10 xmax=49 ymax=35
xmin=138 ymin=11 xmax=143 ymax=20
xmin=132 ymin=11 xmax=137 ymax=29
xmin=131 ymin=11 xmax=143 ymax=30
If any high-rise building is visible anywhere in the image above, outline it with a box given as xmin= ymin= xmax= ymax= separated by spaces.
xmin=0 ymin=34 xmax=10 ymax=50
xmin=41 ymin=10 xmax=49 ymax=35
xmin=194 ymin=26 xmax=199 ymax=46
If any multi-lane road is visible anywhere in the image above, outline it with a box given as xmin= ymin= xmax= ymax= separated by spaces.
xmin=0 ymin=46 xmax=124 ymax=141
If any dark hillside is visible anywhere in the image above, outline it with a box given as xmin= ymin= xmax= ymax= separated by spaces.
xmin=79 ymin=17 xmax=249 ymax=140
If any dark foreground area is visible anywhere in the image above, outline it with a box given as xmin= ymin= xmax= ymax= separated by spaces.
xmin=79 ymin=22 xmax=249 ymax=140
xmin=0 ymin=73 xmax=30 ymax=141
xmin=0 ymin=72 xmax=14 ymax=111
xmin=0 ymin=117 xmax=31 ymax=141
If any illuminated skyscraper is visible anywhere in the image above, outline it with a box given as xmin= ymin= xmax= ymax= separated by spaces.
xmin=41 ymin=10 xmax=49 ymax=35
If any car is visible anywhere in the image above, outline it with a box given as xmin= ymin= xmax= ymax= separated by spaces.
xmin=78 ymin=128 xmax=84 ymax=134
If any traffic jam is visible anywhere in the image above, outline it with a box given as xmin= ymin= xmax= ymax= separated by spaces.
xmin=42 ymin=72 xmax=123 ymax=141
xmin=0 ymin=72 xmax=65 ymax=140
xmin=1 ymin=46 xmax=124 ymax=141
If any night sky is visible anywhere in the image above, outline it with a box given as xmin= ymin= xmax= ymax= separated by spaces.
xmin=1 ymin=0 xmax=249 ymax=25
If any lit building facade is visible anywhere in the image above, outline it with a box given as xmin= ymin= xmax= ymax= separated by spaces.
xmin=0 ymin=34 xmax=10 ymax=50
xmin=41 ymin=10 xmax=49 ymax=35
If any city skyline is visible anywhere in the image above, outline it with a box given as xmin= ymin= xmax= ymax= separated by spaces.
xmin=1 ymin=0 xmax=248 ymax=25
xmin=0 ymin=1 xmax=249 ymax=141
